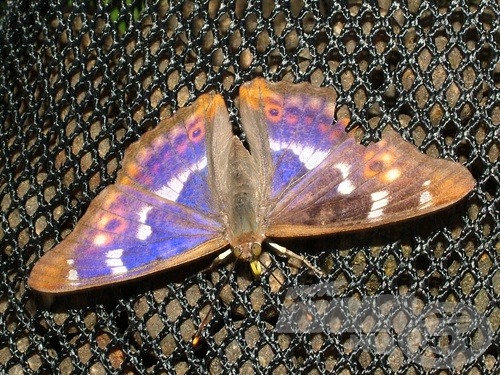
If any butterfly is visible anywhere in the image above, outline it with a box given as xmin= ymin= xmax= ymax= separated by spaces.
xmin=28 ymin=78 xmax=475 ymax=293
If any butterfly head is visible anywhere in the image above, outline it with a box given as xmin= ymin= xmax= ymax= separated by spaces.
xmin=232 ymin=238 xmax=263 ymax=277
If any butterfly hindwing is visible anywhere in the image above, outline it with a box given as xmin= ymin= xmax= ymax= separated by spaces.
xmin=28 ymin=95 xmax=231 ymax=293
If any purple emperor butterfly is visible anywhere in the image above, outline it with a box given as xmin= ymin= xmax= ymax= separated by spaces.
xmin=28 ymin=78 xmax=475 ymax=293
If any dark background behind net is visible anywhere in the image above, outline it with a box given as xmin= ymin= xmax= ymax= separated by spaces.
xmin=1 ymin=0 xmax=498 ymax=374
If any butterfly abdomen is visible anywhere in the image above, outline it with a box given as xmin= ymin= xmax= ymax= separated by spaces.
xmin=228 ymin=138 xmax=262 ymax=238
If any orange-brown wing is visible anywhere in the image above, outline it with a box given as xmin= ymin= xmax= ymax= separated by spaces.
xmin=267 ymin=126 xmax=474 ymax=237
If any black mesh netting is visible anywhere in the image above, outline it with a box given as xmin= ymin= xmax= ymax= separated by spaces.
xmin=1 ymin=0 xmax=499 ymax=374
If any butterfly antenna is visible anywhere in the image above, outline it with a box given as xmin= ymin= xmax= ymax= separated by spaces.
xmin=259 ymin=249 xmax=321 ymax=327
xmin=265 ymin=241 xmax=325 ymax=278
xmin=256 ymin=253 xmax=318 ymax=329
xmin=192 ymin=252 xmax=241 ymax=347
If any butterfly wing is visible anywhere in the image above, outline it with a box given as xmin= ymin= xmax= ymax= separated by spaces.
xmin=267 ymin=126 xmax=475 ymax=237
xmin=116 ymin=93 xmax=224 ymax=216
xmin=239 ymin=79 xmax=342 ymax=205
xmin=239 ymin=79 xmax=475 ymax=238
xmin=29 ymin=94 xmax=231 ymax=293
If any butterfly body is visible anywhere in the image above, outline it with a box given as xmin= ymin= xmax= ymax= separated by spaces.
xmin=222 ymin=136 xmax=265 ymax=268
xmin=28 ymin=79 xmax=475 ymax=293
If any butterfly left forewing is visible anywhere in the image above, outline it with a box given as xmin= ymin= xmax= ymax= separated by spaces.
xmin=118 ymin=93 xmax=222 ymax=216
xmin=29 ymin=94 xmax=232 ymax=293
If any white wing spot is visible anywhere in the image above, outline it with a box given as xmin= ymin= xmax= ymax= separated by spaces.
xmin=137 ymin=224 xmax=152 ymax=240
xmin=66 ymin=259 xmax=74 ymax=266
xmin=420 ymin=191 xmax=432 ymax=205
xmin=269 ymin=139 xmax=329 ymax=170
xmin=303 ymin=148 xmax=328 ymax=170
xmin=422 ymin=180 xmax=431 ymax=187
xmin=337 ymin=179 xmax=355 ymax=195
xmin=269 ymin=138 xmax=281 ymax=152
xmin=68 ymin=269 xmax=78 ymax=281
xmin=155 ymin=157 xmax=208 ymax=202
xmin=106 ymin=258 xmax=124 ymax=267
xmin=368 ymin=209 xmax=384 ymax=219
xmin=106 ymin=248 xmax=124 ymax=259
xmin=368 ymin=191 xmax=389 ymax=219
xmin=111 ymin=266 xmax=128 ymax=275
xmin=105 ymin=249 xmax=128 ymax=274
xmin=371 ymin=198 xmax=389 ymax=211
xmin=156 ymin=185 xmax=178 ymax=201
xmin=170 ymin=175 xmax=186 ymax=194
xmin=299 ymin=145 xmax=314 ymax=161
xmin=291 ymin=142 xmax=304 ymax=156
xmin=334 ymin=163 xmax=350 ymax=179
xmin=196 ymin=156 xmax=208 ymax=170
xmin=385 ymin=168 xmax=401 ymax=182
xmin=93 ymin=233 xmax=109 ymax=246
xmin=138 ymin=206 xmax=153 ymax=223
xmin=371 ymin=190 xmax=389 ymax=201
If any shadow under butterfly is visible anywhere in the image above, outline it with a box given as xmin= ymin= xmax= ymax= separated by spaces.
xmin=28 ymin=78 xmax=475 ymax=295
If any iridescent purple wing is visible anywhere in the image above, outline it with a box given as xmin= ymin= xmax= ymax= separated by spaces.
xmin=239 ymin=79 xmax=342 ymax=204
xmin=28 ymin=94 xmax=230 ymax=293
xmin=116 ymin=94 xmax=223 ymax=216
xmin=239 ymin=79 xmax=475 ymax=238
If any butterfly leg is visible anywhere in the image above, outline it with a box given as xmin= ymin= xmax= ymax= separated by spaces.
xmin=266 ymin=241 xmax=325 ymax=277
xmin=194 ymin=248 xmax=236 ymax=346
xmin=201 ymin=248 xmax=234 ymax=273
